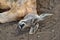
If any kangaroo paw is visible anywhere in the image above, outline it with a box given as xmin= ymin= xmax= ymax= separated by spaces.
xmin=29 ymin=23 xmax=39 ymax=34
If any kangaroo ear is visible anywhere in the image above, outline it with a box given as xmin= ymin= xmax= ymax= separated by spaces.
xmin=37 ymin=13 xmax=53 ymax=20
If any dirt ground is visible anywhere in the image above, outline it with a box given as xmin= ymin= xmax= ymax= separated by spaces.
xmin=0 ymin=0 xmax=60 ymax=40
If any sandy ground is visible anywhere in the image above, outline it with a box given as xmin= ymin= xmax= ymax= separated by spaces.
xmin=0 ymin=0 xmax=60 ymax=40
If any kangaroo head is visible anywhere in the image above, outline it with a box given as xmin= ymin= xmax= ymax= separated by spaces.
xmin=18 ymin=13 xmax=53 ymax=30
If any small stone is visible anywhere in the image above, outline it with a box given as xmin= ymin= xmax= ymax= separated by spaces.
xmin=49 ymin=6 xmax=52 ymax=10
xmin=52 ymin=30 xmax=54 ymax=32
xmin=30 ymin=39 xmax=33 ymax=40
xmin=37 ymin=35 xmax=40 ymax=38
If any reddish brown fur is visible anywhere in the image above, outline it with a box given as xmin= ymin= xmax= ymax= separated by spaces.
xmin=0 ymin=0 xmax=37 ymax=23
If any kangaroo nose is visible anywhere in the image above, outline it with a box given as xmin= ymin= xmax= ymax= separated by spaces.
xmin=19 ymin=23 xmax=25 ymax=29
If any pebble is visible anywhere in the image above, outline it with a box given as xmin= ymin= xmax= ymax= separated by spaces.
xmin=52 ymin=30 xmax=55 ymax=32
xmin=37 ymin=35 xmax=40 ymax=38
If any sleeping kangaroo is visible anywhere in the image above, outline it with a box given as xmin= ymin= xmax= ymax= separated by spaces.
xmin=18 ymin=13 xmax=53 ymax=34
xmin=0 ymin=0 xmax=53 ymax=34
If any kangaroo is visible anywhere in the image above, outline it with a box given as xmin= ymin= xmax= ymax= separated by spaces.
xmin=0 ymin=0 xmax=53 ymax=34
xmin=18 ymin=13 xmax=53 ymax=34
